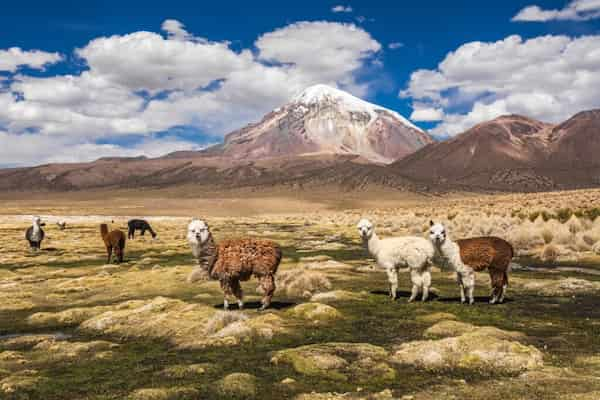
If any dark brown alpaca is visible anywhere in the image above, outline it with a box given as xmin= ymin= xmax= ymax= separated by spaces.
xmin=456 ymin=237 xmax=513 ymax=302
xmin=100 ymin=224 xmax=126 ymax=264
xmin=187 ymin=219 xmax=282 ymax=310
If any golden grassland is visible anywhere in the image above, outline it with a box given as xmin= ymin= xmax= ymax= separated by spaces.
xmin=1 ymin=188 xmax=600 ymax=399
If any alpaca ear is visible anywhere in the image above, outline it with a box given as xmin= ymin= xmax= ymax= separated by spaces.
xmin=430 ymin=220 xmax=434 ymax=227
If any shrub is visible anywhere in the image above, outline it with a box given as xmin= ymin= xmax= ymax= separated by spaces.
xmin=540 ymin=244 xmax=560 ymax=262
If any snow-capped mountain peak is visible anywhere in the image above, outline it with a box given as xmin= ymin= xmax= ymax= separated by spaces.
xmin=211 ymin=84 xmax=433 ymax=164
xmin=292 ymin=84 xmax=423 ymax=132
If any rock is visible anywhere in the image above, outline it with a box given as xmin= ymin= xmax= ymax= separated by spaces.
xmin=423 ymin=320 xmax=525 ymax=340
xmin=391 ymin=331 xmax=543 ymax=374
xmin=415 ymin=313 xmax=457 ymax=324
xmin=216 ymin=372 xmax=258 ymax=398
xmin=287 ymin=303 xmax=343 ymax=322
xmin=129 ymin=386 xmax=199 ymax=400
xmin=280 ymin=377 xmax=296 ymax=385
xmin=310 ymin=290 xmax=365 ymax=303
xmin=271 ymin=342 xmax=395 ymax=383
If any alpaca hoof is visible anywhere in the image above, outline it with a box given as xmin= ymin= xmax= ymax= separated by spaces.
xmin=407 ymin=297 xmax=415 ymax=303
xmin=259 ymin=305 xmax=268 ymax=311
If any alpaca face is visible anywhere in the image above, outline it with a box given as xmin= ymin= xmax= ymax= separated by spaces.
xmin=187 ymin=219 xmax=210 ymax=245
xmin=357 ymin=218 xmax=374 ymax=240
xmin=429 ymin=221 xmax=447 ymax=245
xmin=33 ymin=216 xmax=45 ymax=227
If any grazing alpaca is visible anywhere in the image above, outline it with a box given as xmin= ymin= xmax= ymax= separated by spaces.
xmin=187 ymin=219 xmax=282 ymax=310
xmin=25 ymin=216 xmax=45 ymax=251
xmin=56 ymin=221 xmax=66 ymax=230
xmin=357 ymin=218 xmax=435 ymax=302
xmin=100 ymin=223 xmax=126 ymax=264
xmin=127 ymin=219 xmax=157 ymax=239
xmin=429 ymin=221 xmax=513 ymax=304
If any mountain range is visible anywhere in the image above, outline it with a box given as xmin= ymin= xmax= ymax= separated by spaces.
xmin=1 ymin=85 xmax=599 ymax=194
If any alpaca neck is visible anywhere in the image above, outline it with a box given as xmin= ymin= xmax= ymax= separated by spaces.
xmin=100 ymin=225 xmax=109 ymax=242
xmin=364 ymin=232 xmax=380 ymax=257
xmin=200 ymin=233 xmax=218 ymax=278
xmin=434 ymin=237 xmax=464 ymax=272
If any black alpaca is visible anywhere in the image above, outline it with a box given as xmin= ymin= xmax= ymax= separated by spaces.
xmin=127 ymin=219 xmax=157 ymax=239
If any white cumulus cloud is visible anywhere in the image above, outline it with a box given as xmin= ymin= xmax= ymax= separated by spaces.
xmin=0 ymin=47 xmax=62 ymax=72
xmin=512 ymin=0 xmax=600 ymax=22
xmin=0 ymin=19 xmax=382 ymax=165
xmin=332 ymin=5 xmax=353 ymax=13
xmin=402 ymin=34 xmax=600 ymax=136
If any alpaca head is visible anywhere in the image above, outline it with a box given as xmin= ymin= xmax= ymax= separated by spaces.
xmin=429 ymin=221 xmax=447 ymax=245
xmin=33 ymin=216 xmax=45 ymax=227
xmin=357 ymin=218 xmax=374 ymax=240
xmin=188 ymin=219 xmax=210 ymax=245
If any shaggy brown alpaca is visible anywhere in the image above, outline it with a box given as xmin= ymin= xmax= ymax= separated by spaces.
xmin=100 ymin=223 xmax=126 ymax=264
xmin=456 ymin=237 xmax=513 ymax=302
xmin=187 ymin=219 xmax=282 ymax=310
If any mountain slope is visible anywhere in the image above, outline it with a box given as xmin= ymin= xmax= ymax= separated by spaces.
xmin=393 ymin=110 xmax=600 ymax=191
xmin=197 ymin=84 xmax=433 ymax=164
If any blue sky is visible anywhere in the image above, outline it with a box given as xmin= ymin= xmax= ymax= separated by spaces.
xmin=1 ymin=0 xmax=599 ymax=166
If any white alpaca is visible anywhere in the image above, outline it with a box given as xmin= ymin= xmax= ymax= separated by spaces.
xmin=357 ymin=218 xmax=435 ymax=302
xmin=429 ymin=222 xmax=475 ymax=304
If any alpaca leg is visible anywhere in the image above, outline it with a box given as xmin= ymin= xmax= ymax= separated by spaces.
xmin=499 ymin=271 xmax=508 ymax=303
xmin=408 ymin=269 xmax=422 ymax=303
xmin=464 ymin=271 xmax=476 ymax=305
xmin=499 ymin=284 xmax=507 ymax=303
xmin=457 ymin=273 xmax=466 ymax=303
xmin=115 ymin=246 xmax=123 ymax=264
xmin=220 ymin=280 xmax=233 ymax=310
xmin=259 ymin=275 xmax=275 ymax=311
xmin=107 ymin=246 xmax=113 ymax=264
xmin=231 ymin=280 xmax=244 ymax=310
xmin=489 ymin=270 xmax=504 ymax=304
xmin=421 ymin=269 xmax=432 ymax=302
xmin=385 ymin=267 xmax=399 ymax=300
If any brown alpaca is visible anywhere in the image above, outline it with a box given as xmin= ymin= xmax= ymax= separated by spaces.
xmin=100 ymin=224 xmax=126 ymax=264
xmin=456 ymin=237 xmax=513 ymax=303
xmin=430 ymin=222 xmax=513 ymax=304
xmin=187 ymin=219 xmax=281 ymax=310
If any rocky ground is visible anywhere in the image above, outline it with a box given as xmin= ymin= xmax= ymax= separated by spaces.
xmin=1 ymin=195 xmax=600 ymax=399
